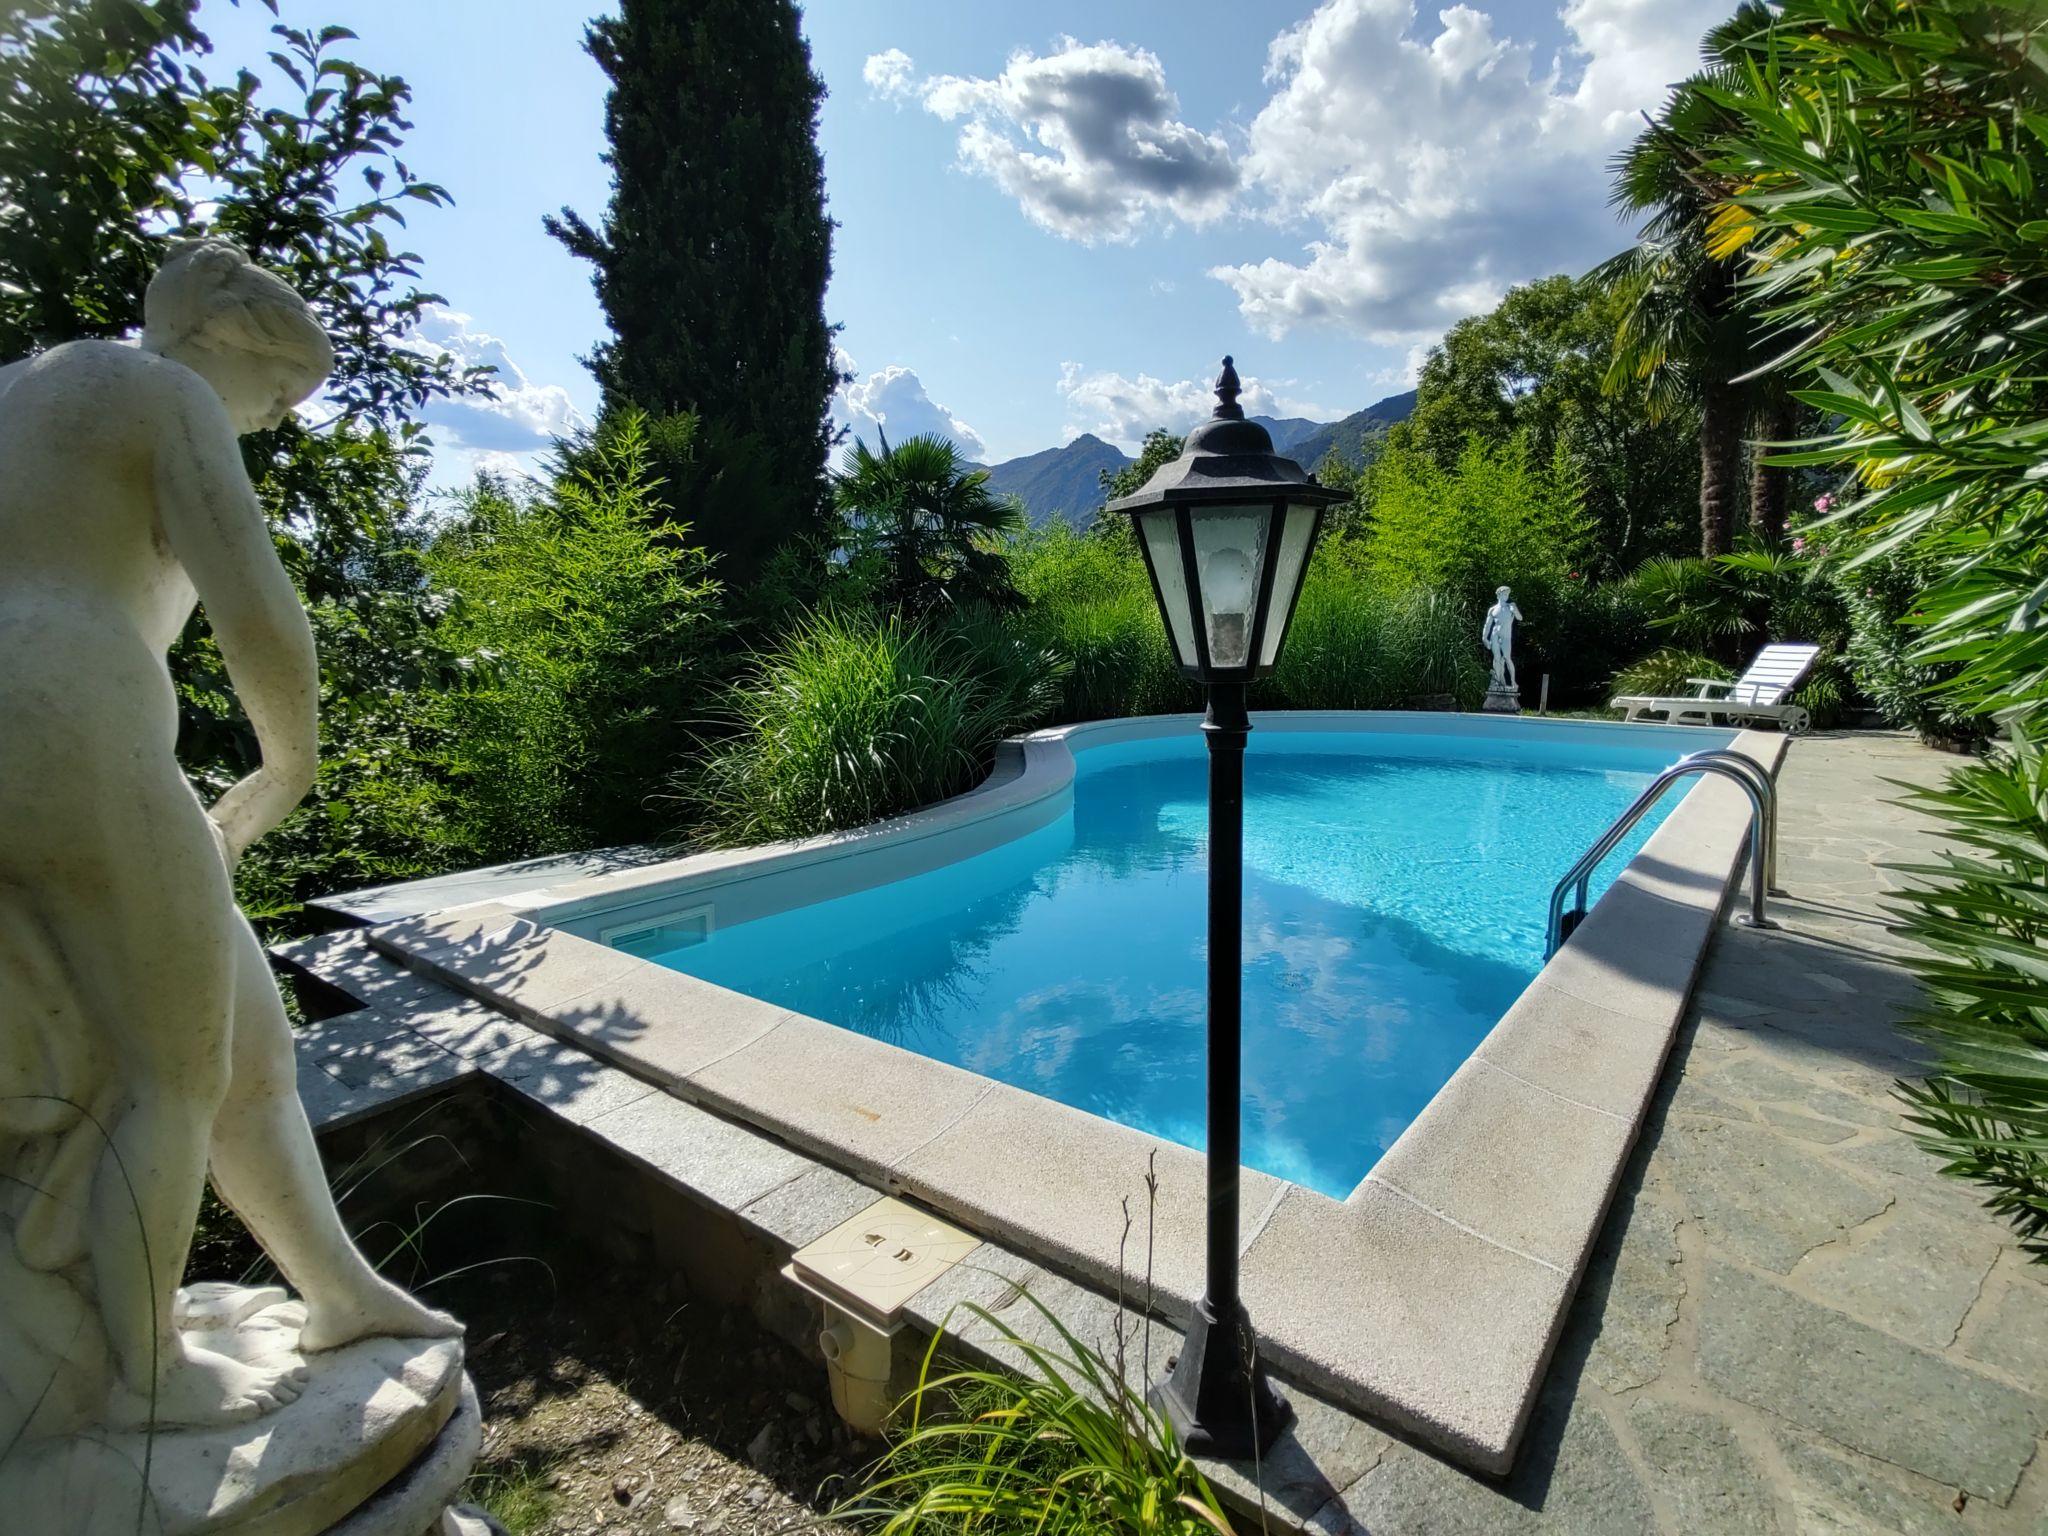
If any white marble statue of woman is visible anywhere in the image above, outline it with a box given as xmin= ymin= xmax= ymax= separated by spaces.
xmin=0 ymin=239 xmax=458 ymax=1437
xmin=1481 ymin=585 xmax=1524 ymax=692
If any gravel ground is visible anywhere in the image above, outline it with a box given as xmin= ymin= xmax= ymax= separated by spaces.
xmin=451 ymin=1266 xmax=868 ymax=1535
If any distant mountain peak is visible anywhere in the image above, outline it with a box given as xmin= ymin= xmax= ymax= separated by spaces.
xmin=981 ymin=391 xmax=1414 ymax=528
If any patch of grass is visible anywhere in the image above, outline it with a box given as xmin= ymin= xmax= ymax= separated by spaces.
xmin=460 ymin=1449 xmax=561 ymax=1535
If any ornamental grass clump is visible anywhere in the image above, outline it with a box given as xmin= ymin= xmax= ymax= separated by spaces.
xmin=678 ymin=609 xmax=1064 ymax=847
xmin=832 ymin=1291 xmax=1232 ymax=1536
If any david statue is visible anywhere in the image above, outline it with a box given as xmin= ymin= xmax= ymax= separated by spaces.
xmin=1481 ymin=584 xmax=1524 ymax=713
xmin=1 ymin=242 xmax=487 ymax=1534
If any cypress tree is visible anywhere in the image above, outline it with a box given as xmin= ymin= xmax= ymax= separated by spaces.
xmin=547 ymin=0 xmax=839 ymax=586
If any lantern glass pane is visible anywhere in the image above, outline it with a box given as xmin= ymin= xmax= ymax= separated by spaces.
xmin=1188 ymin=505 xmax=1270 ymax=670
xmin=1258 ymin=504 xmax=1319 ymax=668
xmin=1136 ymin=509 xmax=1197 ymax=667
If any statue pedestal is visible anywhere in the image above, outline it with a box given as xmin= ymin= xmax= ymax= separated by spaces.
xmin=2 ymin=1284 xmax=484 ymax=1536
xmin=1483 ymin=685 xmax=1521 ymax=714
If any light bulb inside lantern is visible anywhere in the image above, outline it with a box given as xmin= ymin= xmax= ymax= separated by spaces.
xmin=1203 ymin=544 xmax=1255 ymax=667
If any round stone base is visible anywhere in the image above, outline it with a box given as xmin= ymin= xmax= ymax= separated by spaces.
xmin=324 ymin=1376 xmax=493 ymax=1536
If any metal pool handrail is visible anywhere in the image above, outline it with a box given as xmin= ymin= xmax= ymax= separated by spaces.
xmin=1545 ymin=750 xmax=1778 ymax=957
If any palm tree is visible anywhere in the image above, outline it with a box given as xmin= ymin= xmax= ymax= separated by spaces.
xmin=833 ymin=431 xmax=1024 ymax=613
xmin=1594 ymin=5 xmax=1786 ymax=556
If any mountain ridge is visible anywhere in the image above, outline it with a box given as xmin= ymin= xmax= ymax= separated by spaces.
xmin=978 ymin=390 xmax=1415 ymax=529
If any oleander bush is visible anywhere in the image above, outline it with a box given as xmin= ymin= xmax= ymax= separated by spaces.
xmin=1702 ymin=0 xmax=2048 ymax=1247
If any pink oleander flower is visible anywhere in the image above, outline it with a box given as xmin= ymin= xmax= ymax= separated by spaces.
xmin=1813 ymin=494 xmax=1833 ymax=514
xmin=1792 ymin=536 xmax=1807 ymax=554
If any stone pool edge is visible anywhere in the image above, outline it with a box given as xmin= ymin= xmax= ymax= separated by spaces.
xmin=362 ymin=713 xmax=1782 ymax=1475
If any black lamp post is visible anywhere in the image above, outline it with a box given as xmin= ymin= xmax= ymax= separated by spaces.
xmin=1106 ymin=356 xmax=1344 ymax=1458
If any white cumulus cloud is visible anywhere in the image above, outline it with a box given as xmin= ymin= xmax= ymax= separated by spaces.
xmin=863 ymin=47 xmax=916 ymax=101
xmin=871 ymin=39 xmax=1238 ymax=243
xmin=1057 ymin=363 xmax=1313 ymax=451
xmin=1210 ymin=0 xmax=1708 ymax=341
xmin=832 ymin=350 xmax=988 ymax=462
xmin=404 ymin=304 xmax=585 ymax=482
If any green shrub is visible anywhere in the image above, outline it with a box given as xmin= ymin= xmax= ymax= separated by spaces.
xmin=1833 ymin=552 xmax=1986 ymax=747
xmin=1521 ymin=578 xmax=1651 ymax=707
xmin=424 ymin=413 xmax=723 ymax=861
xmin=1014 ymin=524 xmax=1487 ymax=718
xmin=1888 ymin=741 xmax=2048 ymax=1257
xmin=1359 ymin=433 xmax=1592 ymax=614
xmin=1263 ymin=568 xmax=1485 ymax=710
xmin=678 ymin=608 xmax=1064 ymax=846
xmin=1611 ymin=648 xmax=1730 ymax=700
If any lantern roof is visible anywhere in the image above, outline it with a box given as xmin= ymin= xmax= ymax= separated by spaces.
xmin=1105 ymin=357 xmax=1349 ymax=513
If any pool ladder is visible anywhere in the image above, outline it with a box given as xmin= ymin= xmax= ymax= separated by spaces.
xmin=1546 ymin=750 xmax=1780 ymax=958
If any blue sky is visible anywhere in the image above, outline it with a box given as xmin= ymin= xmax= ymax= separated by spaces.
xmin=198 ymin=0 xmax=1724 ymax=482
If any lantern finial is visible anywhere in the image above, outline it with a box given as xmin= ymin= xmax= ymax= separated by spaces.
xmin=1213 ymin=356 xmax=1243 ymax=421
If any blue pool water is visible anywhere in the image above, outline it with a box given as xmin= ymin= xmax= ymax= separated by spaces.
xmin=623 ymin=729 xmax=1694 ymax=1197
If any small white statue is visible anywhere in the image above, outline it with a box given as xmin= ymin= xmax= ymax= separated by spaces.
xmin=1482 ymin=584 xmax=1524 ymax=693
xmin=0 ymin=239 xmax=460 ymax=1495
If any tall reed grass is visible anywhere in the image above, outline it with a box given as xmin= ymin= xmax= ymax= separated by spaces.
xmin=677 ymin=609 xmax=1065 ymax=847
xmin=1012 ymin=526 xmax=1486 ymax=719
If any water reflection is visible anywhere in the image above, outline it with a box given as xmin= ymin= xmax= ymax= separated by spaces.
xmin=644 ymin=737 xmax=1677 ymax=1197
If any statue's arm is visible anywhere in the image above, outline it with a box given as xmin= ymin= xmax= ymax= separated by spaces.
xmin=156 ymin=376 xmax=318 ymax=859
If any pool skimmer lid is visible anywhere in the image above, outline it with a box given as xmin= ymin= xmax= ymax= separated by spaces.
xmin=785 ymin=1196 xmax=978 ymax=1329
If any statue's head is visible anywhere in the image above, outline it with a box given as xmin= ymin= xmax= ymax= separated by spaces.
xmin=1496 ymin=585 xmax=1511 ymax=601
xmin=142 ymin=239 xmax=333 ymax=433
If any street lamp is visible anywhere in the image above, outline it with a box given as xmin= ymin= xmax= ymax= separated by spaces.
xmin=1106 ymin=356 xmax=1345 ymax=1458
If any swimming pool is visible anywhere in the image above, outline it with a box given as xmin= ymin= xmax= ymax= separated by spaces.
xmin=610 ymin=725 xmax=1709 ymax=1198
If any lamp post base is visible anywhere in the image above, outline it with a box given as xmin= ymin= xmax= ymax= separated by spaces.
xmin=1152 ymin=1295 xmax=1293 ymax=1460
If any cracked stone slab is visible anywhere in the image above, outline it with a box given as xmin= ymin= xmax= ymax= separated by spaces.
xmin=1653 ymin=1112 xmax=1890 ymax=1273
xmin=1795 ymin=1204 xmax=2001 ymax=1351
xmin=1566 ymin=1191 xmax=1684 ymax=1395
xmin=1961 ymin=1269 xmax=2048 ymax=1389
xmin=1696 ymin=1260 xmax=2047 ymax=1502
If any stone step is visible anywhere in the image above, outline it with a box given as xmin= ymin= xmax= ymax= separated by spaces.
xmin=270 ymin=925 xmax=461 ymax=1018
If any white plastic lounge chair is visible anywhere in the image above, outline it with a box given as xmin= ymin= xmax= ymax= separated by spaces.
xmin=1612 ymin=641 xmax=1821 ymax=734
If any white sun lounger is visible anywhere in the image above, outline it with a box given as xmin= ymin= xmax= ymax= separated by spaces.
xmin=1611 ymin=641 xmax=1822 ymax=734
